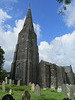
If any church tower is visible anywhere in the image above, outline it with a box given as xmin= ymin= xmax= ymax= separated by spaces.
xmin=11 ymin=6 xmax=39 ymax=85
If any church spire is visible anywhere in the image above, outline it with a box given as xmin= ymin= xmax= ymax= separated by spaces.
xmin=23 ymin=6 xmax=34 ymax=30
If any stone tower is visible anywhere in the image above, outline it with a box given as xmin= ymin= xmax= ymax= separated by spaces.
xmin=11 ymin=6 xmax=39 ymax=85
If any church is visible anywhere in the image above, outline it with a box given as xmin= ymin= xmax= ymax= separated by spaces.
xmin=11 ymin=6 xmax=75 ymax=88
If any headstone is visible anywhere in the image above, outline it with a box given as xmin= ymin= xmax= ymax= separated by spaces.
xmin=35 ymin=84 xmax=40 ymax=96
xmin=73 ymin=85 xmax=75 ymax=96
xmin=9 ymin=79 xmax=12 ymax=85
xmin=66 ymin=84 xmax=70 ymax=98
xmin=57 ymin=86 xmax=62 ymax=92
xmin=9 ymin=89 xmax=12 ymax=95
xmin=29 ymin=82 xmax=32 ymax=86
xmin=5 ymin=77 xmax=8 ymax=84
xmin=22 ymin=91 xmax=31 ymax=100
xmin=51 ymin=85 xmax=55 ymax=91
xmin=43 ymin=88 xmax=47 ymax=90
xmin=70 ymin=85 xmax=74 ymax=100
xmin=62 ymin=84 xmax=67 ymax=93
xmin=31 ymin=83 xmax=35 ymax=91
xmin=17 ymin=80 xmax=20 ymax=86
xmin=2 ymin=81 xmax=5 ymax=92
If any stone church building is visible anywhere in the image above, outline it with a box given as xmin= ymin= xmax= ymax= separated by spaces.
xmin=11 ymin=7 xmax=75 ymax=88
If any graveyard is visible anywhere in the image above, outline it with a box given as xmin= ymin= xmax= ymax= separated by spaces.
xmin=0 ymin=1 xmax=75 ymax=100
xmin=0 ymin=84 xmax=66 ymax=100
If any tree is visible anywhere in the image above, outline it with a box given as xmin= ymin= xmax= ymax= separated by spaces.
xmin=0 ymin=46 xmax=5 ymax=80
xmin=57 ymin=0 xmax=71 ymax=15
xmin=1 ymin=69 xmax=7 ymax=80
xmin=57 ymin=0 xmax=71 ymax=4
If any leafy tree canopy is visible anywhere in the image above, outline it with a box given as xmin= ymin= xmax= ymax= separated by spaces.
xmin=57 ymin=0 xmax=71 ymax=15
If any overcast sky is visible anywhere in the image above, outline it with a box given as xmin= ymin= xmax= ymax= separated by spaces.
xmin=0 ymin=0 xmax=75 ymax=72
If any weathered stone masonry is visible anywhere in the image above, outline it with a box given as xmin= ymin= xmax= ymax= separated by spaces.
xmin=11 ymin=7 xmax=39 ymax=85
xmin=39 ymin=60 xmax=75 ymax=88
xmin=11 ymin=7 xmax=75 ymax=87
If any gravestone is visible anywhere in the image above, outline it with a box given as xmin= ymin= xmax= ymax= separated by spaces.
xmin=35 ymin=84 xmax=40 ymax=96
xmin=22 ymin=90 xmax=31 ymax=100
xmin=70 ymin=85 xmax=74 ymax=100
xmin=9 ymin=89 xmax=12 ymax=95
xmin=57 ymin=86 xmax=62 ymax=92
xmin=73 ymin=85 xmax=75 ymax=96
xmin=29 ymin=82 xmax=32 ymax=86
xmin=5 ymin=77 xmax=8 ymax=84
xmin=31 ymin=83 xmax=35 ymax=91
xmin=62 ymin=84 xmax=67 ymax=93
xmin=66 ymin=84 xmax=70 ymax=98
xmin=51 ymin=85 xmax=55 ymax=91
xmin=9 ymin=79 xmax=12 ymax=85
xmin=2 ymin=81 xmax=5 ymax=92
xmin=43 ymin=88 xmax=47 ymax=90
xmin=17 ymin=80 xmax=20 ymax=86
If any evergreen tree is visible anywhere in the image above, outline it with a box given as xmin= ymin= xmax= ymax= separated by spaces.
xmin=0 ymin=46 xmax=5 ymax=80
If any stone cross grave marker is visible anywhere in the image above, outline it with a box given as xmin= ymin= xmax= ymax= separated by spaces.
xmin=17 ymin=80 xmax=20 ymax=86
xmin=5 ymin=77 xmax=8 ymax=84
xmin=35 ymin=84 xmax=40 ymax=96
xmin=2 ymin=81 xmax=5 ymax=92
xmin=9 ymin=79 xmax=12 ymax=85
xmin=31 ymin=83 xmax=35 ymax=91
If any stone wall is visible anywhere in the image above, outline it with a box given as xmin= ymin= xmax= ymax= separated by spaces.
xmin=39 ymin=60 xmax=75 ymax=88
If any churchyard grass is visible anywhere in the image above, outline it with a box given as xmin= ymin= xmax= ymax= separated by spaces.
xmin=0 ymin=84 xmax=66 ymax=100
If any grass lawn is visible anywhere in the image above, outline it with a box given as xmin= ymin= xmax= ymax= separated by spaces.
xmin=0 ymin=85 xmax=66 ymax=100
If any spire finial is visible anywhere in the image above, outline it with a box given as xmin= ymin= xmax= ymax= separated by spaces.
xmin=29 ymin=0 xmax=31 ymax=9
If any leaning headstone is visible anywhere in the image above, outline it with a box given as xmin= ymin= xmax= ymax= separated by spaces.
xmin=5 ymin=77 xmax=8 ymax=84
xmin=51 ymin=85 xmax=55 ymax=91
xmin=2 ymin=81 xmax=5 ymax=92
xmin=9 ymin=89 xmax=12 ymax=95
xmin=31 ymin=83 xmax=35 ymax=91
xmin=35 ymin=84 xmax=40 ymax=96
xmin=57 ymin=86 xmax=62 ymax=92
xmin=9 ymin=79 xmax=12 ymax=85
xmin=22 ymin=91 xmax=31 ymax=100
xmin=70 ymin=85 xmax=74 ymax=100
xmin=17 ymin=80 xmax=20 ymax=86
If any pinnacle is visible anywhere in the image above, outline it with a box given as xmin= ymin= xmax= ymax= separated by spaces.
xmin=29 ymin=5 xmax=31 ymax=9
xmin=23 ymin=6 xmax=33 ymax=30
